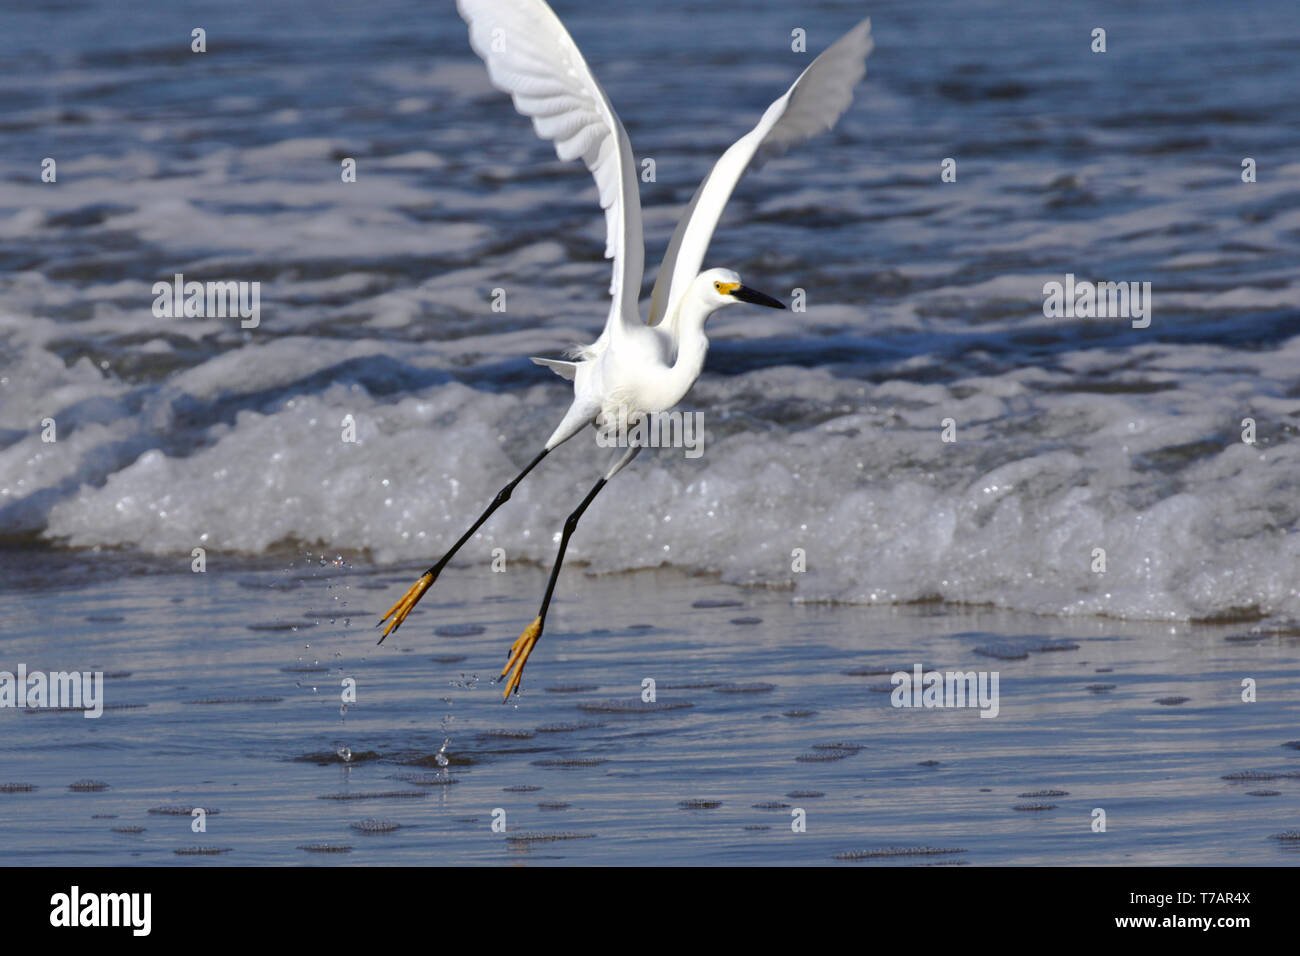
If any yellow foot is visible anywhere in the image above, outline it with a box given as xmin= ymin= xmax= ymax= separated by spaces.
xmin=499 ymin=616 xmax=542 ymax=700
xmin=376 ymin=571 xmax=435 ymax=643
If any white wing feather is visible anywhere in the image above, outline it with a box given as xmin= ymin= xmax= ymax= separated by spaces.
xmin=647 ymin=18 xmax=873 ymax=327
xmin=457 ymin=0 xmax=644 ymax=337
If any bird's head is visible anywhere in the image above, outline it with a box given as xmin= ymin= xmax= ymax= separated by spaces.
xmin=695 ymin=268 xmax=786 ymax=315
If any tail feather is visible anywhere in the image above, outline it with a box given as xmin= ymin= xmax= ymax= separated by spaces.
xmin=530 ymin=356 xmax=579 ymax=381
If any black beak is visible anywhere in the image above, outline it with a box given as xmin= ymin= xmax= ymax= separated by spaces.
xmin=732 ymin=285 xmax=786 ymax=309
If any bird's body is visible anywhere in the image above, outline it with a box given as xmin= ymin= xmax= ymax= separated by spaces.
xmin=377 ymin=0 xmax=874 ymax=698
xmin=541 ymin=268 xmax=755 ymax=449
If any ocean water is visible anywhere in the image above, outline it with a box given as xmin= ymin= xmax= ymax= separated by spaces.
xmin=3 ymin=557 xmax=1299 ymax=865
xmin=1 ymin=0 xmax=1299 ymax=864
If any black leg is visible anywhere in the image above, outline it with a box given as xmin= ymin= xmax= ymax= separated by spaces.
xmin=540 ymin=476 xmax=607 ymax=628
xmin=427 ymin=447 xmax=549 ymax=580
xmin=500 ymin=445 xmax=641 ymax=698
xmin=377 ymin=447 xmax=549 ymax=642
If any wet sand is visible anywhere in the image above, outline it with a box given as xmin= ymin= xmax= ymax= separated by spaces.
xmin=1 ymin=550 xmax=1297 ymax=865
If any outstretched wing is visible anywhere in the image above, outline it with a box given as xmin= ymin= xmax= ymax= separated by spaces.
xmin=458 ymin=0 xmax=644 ymax=338
xmin=647 ymin=18 xmax=873 ymax=327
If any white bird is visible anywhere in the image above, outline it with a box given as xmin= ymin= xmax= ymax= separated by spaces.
xmin=378 ymin=0 xmax=874 ymax=698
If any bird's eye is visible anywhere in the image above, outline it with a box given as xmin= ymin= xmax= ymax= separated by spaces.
xmin=713 ymin=281 xmax=723 ymax=291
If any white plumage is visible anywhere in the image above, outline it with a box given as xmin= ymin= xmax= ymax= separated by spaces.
xmin=379 ymin=1 xmax=874 ymax=698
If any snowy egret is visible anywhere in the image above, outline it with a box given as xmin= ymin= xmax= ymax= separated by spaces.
xmin=378 ymin=0 xmax=874 ymax=698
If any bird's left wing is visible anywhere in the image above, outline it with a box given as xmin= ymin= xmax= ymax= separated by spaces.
xmin=458 ymin=0 xmax=645 ymax=336
xmin=647 ymin=18 xmax=873 ymax=327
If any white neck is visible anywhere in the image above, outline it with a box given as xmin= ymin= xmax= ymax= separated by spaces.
xmin=656 ymin=292 xmax=714 ymax=409
xmin=672 ymin=296 xmax=712 ymax=374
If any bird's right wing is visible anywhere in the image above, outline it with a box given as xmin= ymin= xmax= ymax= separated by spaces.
xmin=458 ymin=0 xmax=644 ymax=338
xmin=647 ymin=18 xmax=873 ymax=327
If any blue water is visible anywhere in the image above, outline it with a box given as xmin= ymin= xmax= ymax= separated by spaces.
xmin=2 ymin=0 xmax=1298 ymax=622
xmin=1 ymin=0 xmax=1299 ymax=863
xmin=3 ymin=558 xmax=1299 ymax=865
